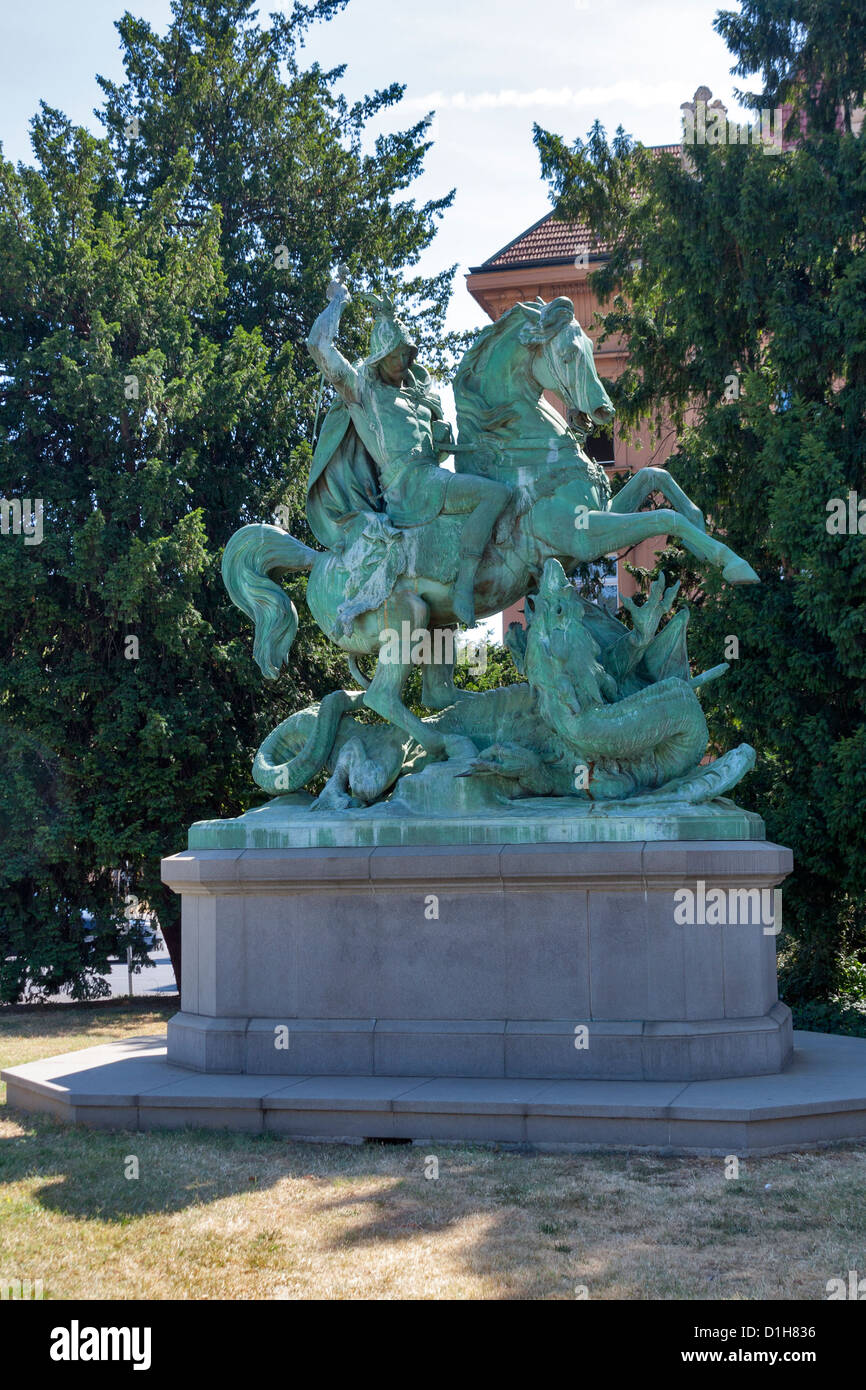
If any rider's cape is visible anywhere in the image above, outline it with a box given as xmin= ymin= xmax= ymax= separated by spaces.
xmin=306 ymin=362 xmax=446 ymax=552
xmin=306 ymin=395 xmax=383 ymax=552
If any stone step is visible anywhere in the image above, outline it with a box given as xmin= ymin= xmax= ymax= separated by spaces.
xmin=5 ymin=1031 xmax=866 ymax=1155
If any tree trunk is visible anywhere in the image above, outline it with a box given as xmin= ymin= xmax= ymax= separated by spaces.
xmin=158 ymin=887 xmax=182 ymax=1006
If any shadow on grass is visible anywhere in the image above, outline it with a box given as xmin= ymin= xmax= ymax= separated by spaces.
xmin=0 ymin=1113 xmax=298 ymax=1222
xmin=0 ymin=1107 xmax=655 ymax=1229
xmin=0 ymin=1117 xmax=650 ymax=1295
xmin=2 ymin=1114 xmax=864 ymax=1298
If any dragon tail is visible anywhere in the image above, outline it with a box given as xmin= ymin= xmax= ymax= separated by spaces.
xmin=252 ymin=689 xmax=366 ymax=794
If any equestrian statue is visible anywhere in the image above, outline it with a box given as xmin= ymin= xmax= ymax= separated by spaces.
xmin=221 ymin=272 xmax=759 ymax=809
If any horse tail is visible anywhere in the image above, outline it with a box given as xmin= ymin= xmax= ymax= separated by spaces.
xmin=347 ymin=656 xmax=370 ymax=689
xmin=252 ymin=689 xmax=366 ymax=793
xmin=221 ymin=523 xmax=318 ymax=680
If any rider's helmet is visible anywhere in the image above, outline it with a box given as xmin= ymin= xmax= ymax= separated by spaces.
xmin=364 ymin=314 xmax=418 ymax=369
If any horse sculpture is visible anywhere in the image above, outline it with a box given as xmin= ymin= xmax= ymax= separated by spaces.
xmin=222 ymin=294 xmax=757 ymax=761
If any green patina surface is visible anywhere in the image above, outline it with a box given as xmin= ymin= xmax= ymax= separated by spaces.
xmin=214 ymin=282 xmax=765 ymax=833
xmin=189 ymin=794 xmax=764 ymax=850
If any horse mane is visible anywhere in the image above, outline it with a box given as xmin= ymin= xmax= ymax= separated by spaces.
xmin=454 ymin=302 xmax=531 ymax=389
xmin=453 ymin=296 xmax=576 ymax=447
xmin=453 ymin=302 xmax=536 ymax=443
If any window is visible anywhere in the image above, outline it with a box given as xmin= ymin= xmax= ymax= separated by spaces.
xmin=584 ymin=431 xmax=616 ymax=465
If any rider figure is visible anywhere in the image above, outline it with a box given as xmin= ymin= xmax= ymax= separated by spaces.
xmin=306 ymin=279 xmax=512 ymax=626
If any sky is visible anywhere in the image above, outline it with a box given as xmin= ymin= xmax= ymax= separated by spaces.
xmin=0 ymin=0 xmax=754 ymax=334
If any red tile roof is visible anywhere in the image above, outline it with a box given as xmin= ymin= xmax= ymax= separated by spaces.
xmin=472 ymin=144 xmax=681 ymax=272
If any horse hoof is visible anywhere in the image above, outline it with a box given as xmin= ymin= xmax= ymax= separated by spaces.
xmin=722 ymin=557 xmax=759 ymax=584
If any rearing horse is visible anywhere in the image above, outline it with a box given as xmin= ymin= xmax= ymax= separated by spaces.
xmin=223 ymin=295 xmax=757 ymax=761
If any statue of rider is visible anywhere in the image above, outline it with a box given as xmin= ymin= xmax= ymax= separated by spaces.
xmin=305 ymin=276 xmax=512 ymax=627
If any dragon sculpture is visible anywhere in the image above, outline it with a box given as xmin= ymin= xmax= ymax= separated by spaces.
xmin=248 ymin=559 xmax=754 ymax=814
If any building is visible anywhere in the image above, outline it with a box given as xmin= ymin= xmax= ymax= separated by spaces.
xmin=466 ymin=147 xmax=681 ymax=632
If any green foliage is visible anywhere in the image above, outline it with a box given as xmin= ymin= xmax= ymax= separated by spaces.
xmin=715 ymin=0 xmax=866 ymax=136
xmin=0 ymin=0 xmax=454 ymax=998
xmin=535 ymin=1 xmax=866 ymax=1002
xmin=455 ymin=644 xmax=523 ymax=695
xmin=97 ymin=0 xmax=457 ymax=370
xmin=788 ymin=998 xmax=866 ymax=1038
xmin=401 ymin=641 xmax=523 ymax=718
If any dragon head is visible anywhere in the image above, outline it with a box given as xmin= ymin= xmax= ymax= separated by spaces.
xmin=524 ymin=560 xmax=617 ymax=727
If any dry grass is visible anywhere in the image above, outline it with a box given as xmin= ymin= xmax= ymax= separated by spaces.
xmin=1 ymin=1001 xmax=866 ymax=1300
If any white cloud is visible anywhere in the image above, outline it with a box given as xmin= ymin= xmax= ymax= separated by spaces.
xmin=403 ymin=80 xmax=690 ymax=115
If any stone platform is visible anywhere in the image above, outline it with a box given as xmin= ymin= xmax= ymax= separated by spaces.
xmin=188 ymin=792 xmax=766 ymax=849
xmin=6 ymin=829 xmax=834 ymax=1155
xmin=5 ymin=1031 xmax=866 ymax=1155
xmin=161 ymin=840 xmax=793 ymax=1083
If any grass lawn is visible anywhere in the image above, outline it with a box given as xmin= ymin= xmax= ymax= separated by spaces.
xmin=1 ymin=1000 xmax=865 ymax=1300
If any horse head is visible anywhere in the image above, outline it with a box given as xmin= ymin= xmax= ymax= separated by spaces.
xmin=518 ymin=297 xmax=615 ymax=434
xmin=453 ymin=297 xmax=614 ymax=465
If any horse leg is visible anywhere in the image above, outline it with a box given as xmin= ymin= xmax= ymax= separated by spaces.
xmin=572 ymin=508 xmax=758 ymax=583
xmin=421 ymin=632 xmax=460 ymax=710
xmin=606 ymin=467 xmax=706 ymax=532
xmin=362 ymin=590 xmax=448 ymax=757
xmin=444 ymin=472 xmax=512 ymax=625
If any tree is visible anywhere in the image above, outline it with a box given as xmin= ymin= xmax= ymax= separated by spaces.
xmin=97 ymin=0 xmax=456 ymax=364
xmin=715 ymin=0 xmax=866 ymax=136
xmin=0 ymin=0 xmax=455 ymax=999
xmin=534 ymin=1 xmax=866 ymax=1002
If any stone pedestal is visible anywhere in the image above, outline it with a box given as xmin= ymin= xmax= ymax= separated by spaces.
xmin=161 ymin=840 xmax=793 ymax=1083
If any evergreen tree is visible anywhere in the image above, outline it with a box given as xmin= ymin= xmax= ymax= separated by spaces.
xmin=534 ymin=1 xmax=866 ymax=1002
xmin=0 ymin=0 xmax=454 ymax=998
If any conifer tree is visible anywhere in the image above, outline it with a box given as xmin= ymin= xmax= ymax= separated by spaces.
xmin=535 ymin=0 xmax=866 ymax=1001
xmin=0 ymin=0 xmax=454 ymax=997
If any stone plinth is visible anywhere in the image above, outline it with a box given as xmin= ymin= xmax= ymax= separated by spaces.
xmin=187 ymin=791 xmax=765 ymax=849
xmin=161 ymin=840 xmax=793 ymax=1083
